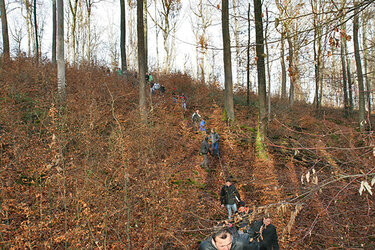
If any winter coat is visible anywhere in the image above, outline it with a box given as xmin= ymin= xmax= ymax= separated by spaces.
xmin=248 ymin=220 xmax=279 ymax=250
xmin=200 ymin=139 xmax=211 ymax=155
xmin=200 ymin=120 xmax=206 ymax=131
xmin=211 ymin=132 xmax=220 ymax=144
xmin=199 ymin=233 xmax=251 ymax=250
xmin=220 ymin=184 xmax=240 ymax=205
xmin=192 ymin=112 xmax=201 ymax=122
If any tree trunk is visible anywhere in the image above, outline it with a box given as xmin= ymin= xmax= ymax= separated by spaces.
xmin=221 ymin=0 xmax=234 ymax=120
xmin=265 ymin=8 xmax=271 ymax=120
xmin=246 ymin=3 xmax=251 ymax=105
xmin=137 ymin=0 xmax=147 ymax=119
xmin=340 ymin=22 xmax=349 ymax=116
xmin=57 ymin=0 xmax=66 ymax=99
xmin=254 ymin=0 xmax=267 ymax=156
xmin=313 ymin=23 xmax=320 ymax=109
xmin=144 ymin=0 xmax=148 ymax=72
xmin=120 ymin=0 xmax=127 ymax=73
xmin=362 ymin=13 xmax=371 ymax=115
xmin=33 ymin=0 xmax=39 ymax=62
xmin=52 ymin=0 xmax=57 ymax=64
xmin=0 ymin=0 xmax=10 ymax=59
xmin=232 ymin=0 xmax=240 ymax=87
xmin=280 ymin=26 xmax=287 ymax=99
xmin=353 ymin=1 xmax=365 ymax=129
xmin=287 ymin=34 xmax=295 ymax=106
xmin=345 ymin=38 xmax=353 ymax=113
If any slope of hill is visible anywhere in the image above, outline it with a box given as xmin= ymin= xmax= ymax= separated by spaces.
xmin=1 ymin=58 xmax=374 ymax=249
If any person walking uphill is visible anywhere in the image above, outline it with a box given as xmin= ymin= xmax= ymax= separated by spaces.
xmin=248 ymin=213 xmax=279 ymax=250
xmin=210 ymin=128 xmax=220 ymax=157
xmin=200 ymin=136 xmax=211 ymax=169
xmin=192 ymin=110 xmax=201 ymax=131
xmin=220 ymin=179 xmax=241 ymax=219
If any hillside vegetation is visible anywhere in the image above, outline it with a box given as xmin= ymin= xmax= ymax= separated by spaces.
xmin=1 ymin=58 xmax=374 ymax=249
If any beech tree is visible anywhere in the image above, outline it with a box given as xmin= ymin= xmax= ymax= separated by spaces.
xmin=254 ymin=0 xmax=267 ymax=156
xmin=33 ymin=0 xmax=39 ymax=62
xmin=0 ymin=0 xmax=10 ymax=59
xmin=353 ymin=0 xmax=365 ymax=129
xmin=120 ymin=0 xmax=127 ymax=72
xmin=137 ymin=0 xmax=146 ymax=118
xmin=221 ymin=0 xmax=234 ymax=120
xmin=52 ymin=0 xmax=57 ymax=63
xmin=57 ymin=0 xmax=66 ymax=98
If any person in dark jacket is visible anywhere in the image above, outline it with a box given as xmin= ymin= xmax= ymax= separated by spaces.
xmin=210 ymin=128 xmax=220 ymax=157
xmin=200 ymin=136 xmax=211 ymax=169
xmin=248 ymin=214 xmax=279 ymax=250
xmin=220 ymin=179 xmax=241 ymax=219
xmin=234 ymin=201 xmax=252 ymax=234
xmin=199 ymin=227 xmax=251 ymax=250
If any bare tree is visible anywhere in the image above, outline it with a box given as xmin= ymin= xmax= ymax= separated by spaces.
xmin=254 ymin=0 xmax=267 ymax=157
xmin=246 ymin=2 xmax=251 ymax=105
xmin=222 ymin=0 xmax=234 ymax=120
xmin=0 ymin=0 xmax=10 ymax=59
xmin=52 ymin=0 xmax=57 ymax=63
xmin=149 ymin=0 xmax=181 ymax=73
xmin=120 ymin=0 xmax=127 ymax=72
xmin=33 ymin=0 xmax=39 ymax=62
xmin=190 ymin=0 xmax=212 ymax=84
xmin=353 ymin=0 xmax=365 ymax=129
xmin=137 ymin=0 xmax=146 ymax=119
xmin=57 ymin=0 xmax=66 ymax=98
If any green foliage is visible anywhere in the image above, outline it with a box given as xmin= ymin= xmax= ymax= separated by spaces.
xmin=222 ymin=109 xmax=228 ymax=122
xmin=255 ymin=126 xmax=268 ymax=159
xmin=16 ymin=173 xmax=46 ymax=186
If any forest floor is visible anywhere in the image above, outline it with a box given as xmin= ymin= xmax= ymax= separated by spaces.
xmin=1 ymin=58 xmax=375 ymax=249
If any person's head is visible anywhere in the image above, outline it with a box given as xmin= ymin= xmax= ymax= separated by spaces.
xmin=225 ymin=178 xmax=231 ymax=186
xmin=211 ymin=128 xmax=215 ymax=133
xmin=211 ymin=227 xmax=232 ymax=250
xmin=263 ymin=213 xmax=272 ymax=226
xmin=238 ymin=201 xmax=246 ymax=212
xmin=196 ymin=109 xmax=199 ymax=113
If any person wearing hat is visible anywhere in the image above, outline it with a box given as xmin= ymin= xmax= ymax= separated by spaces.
xmin=220 ymin=179 xmax=241 ymax=219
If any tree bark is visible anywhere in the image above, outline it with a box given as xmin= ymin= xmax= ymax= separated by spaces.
xmin=144 ymin=0 xmax=148 ymax=72
xmin=353 ymin=1 xmax=365 ymax=129
xmin=280 ymin=27 xmax=287 ymax=99
xmin=254 ymin=0 xmax=267 ymax=148
xmin=221 ymin=0 xmax=234 ymax=120
xmin=287 ymin=34 xmax=295 ymax=106
xmin=0 ymin=0 xmax=10 ymax=59
xmin=57 ymin=0 xmax=66 ymax=99
xmin=120 ymin=0 xmax=127 ymax=73
xmin=265 ymin=8 xmax=271 ymax=120
xmin=246 ymin=3 xmax=251 ymax=105
xmin=137 ymin=0 xmax=147 ymax=119
xmin=52 ymin=0 xmax=57 ymax=64
xmin=33 ymin=0 xmax=39 ymax=62
xmin=362 ymin=12 xmax=371 ymax=115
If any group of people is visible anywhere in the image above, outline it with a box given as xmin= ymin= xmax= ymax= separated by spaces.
xmin=147 ymin=73 xmax=166 ymax=95
xmin=193 ymin=109 xmax=221 ymax=169
xmin=199 ymin=178 xmax=280 ymax=249
xmin=171 ymin=87 xmax=188 ymax=110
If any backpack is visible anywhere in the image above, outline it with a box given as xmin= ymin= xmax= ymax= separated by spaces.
xmin=192 ymin=113 xmax=200 ymax=122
